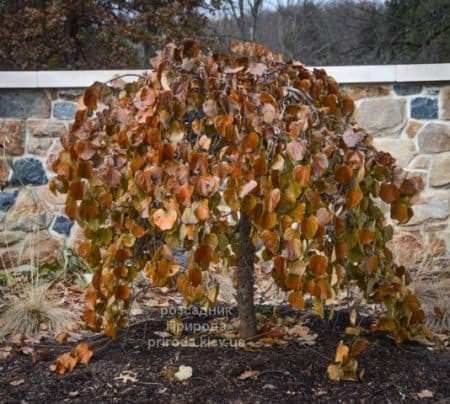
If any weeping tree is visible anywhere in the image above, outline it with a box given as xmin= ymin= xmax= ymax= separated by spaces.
xmin=50 ymin=40 xmax=426 ymax=366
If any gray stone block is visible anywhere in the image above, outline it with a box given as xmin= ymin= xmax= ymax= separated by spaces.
xmin=0 ymin=90 xmax=51 ymax=118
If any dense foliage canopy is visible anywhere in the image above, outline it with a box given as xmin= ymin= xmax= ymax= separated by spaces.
xmin=50 ymin=40 xmax=426 ymax=363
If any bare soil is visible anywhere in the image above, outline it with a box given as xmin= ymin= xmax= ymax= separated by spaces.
xmin=0 ymin=306 xmax=449 ymax=403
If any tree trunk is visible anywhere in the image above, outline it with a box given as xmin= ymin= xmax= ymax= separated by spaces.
xmin=236 ymin=211 xmax=257 ymax=339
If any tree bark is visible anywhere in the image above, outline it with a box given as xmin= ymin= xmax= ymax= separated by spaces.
xmin=236 ymin=211 xmax=257 ymax=339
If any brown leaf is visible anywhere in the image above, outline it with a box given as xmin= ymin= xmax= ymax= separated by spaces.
xmin=379 ymin=182 xmax=399 ymax=203
xmin=335 ymin=340 xmax=349 ymax=363
xmin=263 ymin=188 xmax=280 ymax=213
xmin=74 ymin=140 xmax=96 ymax=160
xmin=301 ymin=216 xmax=319 ymax=240
xmin=310 ymin=254 xmax=328 ymax=276
xmin=188 ymin=267 xmax=202 ymax=287
xmin=83 ymin=82 xmax=101 ymax=110
xmin=286 ymin=140 xmax=306 ymax=161
xmin=312 ymin=153 xmax=328 ymax=177
xmin=114 ymin=284 xmax=131 ymax=300
xmin=350 ymin=338 xmax=368 ymax=357
xmin=390 ymin=202 xmax=410 ymax=222
xmin=74 ymin=342 xmax=93 ymax=365
xmin=334 ymin=165 xmax=353 ymax=185
xmin=10 ymin=379 xmax=25 ymax=386
xmin=242 ymin=132 xmax=259 ymax=153
xmin=237 ymin=370 xmax=260 ymax=380
xmin=346 ymin=186 xmax=363 ymax=209
xmin=293 ymin=165 xmax=311 ymax=186
xmin=288 ymin=291 xmax=305 ymax=309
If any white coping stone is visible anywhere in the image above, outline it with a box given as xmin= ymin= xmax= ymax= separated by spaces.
xmin=317 ymin=65 xmax=397 ymax=84
xmin=0 ymin=71 xmax=38 ymax=88
xmin=0 ymin=64 xmax=449 ymax=88
xmin=37 ymin=70 xmax=148 ymax=88
xmin=396 ymin=64 xmax=450 ymax=83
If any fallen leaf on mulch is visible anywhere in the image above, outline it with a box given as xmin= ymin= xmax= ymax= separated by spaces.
xmin=417 ymin=389 xmax=434 ymax=399
xmin=10 ymin=379 xmax=25 ymax=386
xmin=237 ymin=370 xmax=260 ymax=380
xmin=114 ymin=370 xmax=138 ymax=383
xmin=174 ymin=365 xmax=193 ymax=381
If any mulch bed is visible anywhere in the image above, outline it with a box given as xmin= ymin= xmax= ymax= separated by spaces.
xmin=1 ymin=306 xmax=449 ymax=403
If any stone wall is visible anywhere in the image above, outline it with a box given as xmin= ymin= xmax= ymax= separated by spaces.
xmin=346 ymin=82 xmax=450 ymax=271
xmin=0 ymin=81 xmax=449 ymax=273
xmin=0 ymin=88 xmax=81 ymax=269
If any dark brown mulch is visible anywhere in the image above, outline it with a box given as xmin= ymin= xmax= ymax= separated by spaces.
xmin=0 ymin=307 xmax=448 ymax=403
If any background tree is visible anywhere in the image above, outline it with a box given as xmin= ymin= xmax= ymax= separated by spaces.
xmin=212 ymin=0 xmax=450 ymax=65
xmin=0 ymin=0 xmax=219 ymax=70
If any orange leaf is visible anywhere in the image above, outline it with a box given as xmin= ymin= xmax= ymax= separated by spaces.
xmin=285 ymin=273 xmax=301 ymax=290
xmin=335 ymin=241 xmax=348 ymax=260
xmin=301 ymin=216 xmax=319 ymax=240
xmin=288 ymin=291 xmax=305 ymax=309
xmin=293 ymin=165 xmax=311 ymax=186
xmin=78 ymin=160 xmax=93 ymax=179
xmin=346 ymin=186 xmax=363 ymax=209
xmin=85 ymin=286 xmax=97 ymax=311
xmin=242 ymin=132 xmax=259 ymax=153
xmin=188 ymin=267 xmax=202 ymax=287
xmin=214 ymin=115 xmax=233 ymax=136
xmin=342 ymin=97 xmax=355 ymax=116
xmin=74 ymin=139 xmax=96 ymax=160
xmin=176 ymin=184 xmax=193 ymax=207
xmin=153 ymin=209 xmax=177 ymax=231
xmin=326 ymin=94 xmax=338 ymax=113
xmin=194 ymin=200 xmax=210 ymax=221
xmin=334 ymin=165 xmax=353 ymax=185
xmin=310 ymin=254 xmax=328 ymax=276
xmin=314 ymin=279 xmax=332 ymax=299
xmin=260 ymin=91 xmax=276 ymax=106
xmin=261 ymin=230 xmax=279 ymax=255
xmin=104 ymin=322 xmax=117 ymax=339
xmin=74 ymin=342 xmax=93 ymax=365
xmin=350 ymin=338 xmax=368 ymax=358
xmin=65 ymin=198 xmax=77 ymax=220
xmin=78 ymin=200 xmax=99 ymax=221
xmin=54 ymin=352 xmax=78 ymax=374
xmin=114 ymin=284 xmax=131 ymax=300
xmin=358 ymin=229 xmax=374 ymax=245
xmin=83 ymin=82 xmax=101 ymax=110
xmin=390 ymin=202 xmax=409 ymax=222
xmin=379 ymin=182 xmax=399 ymax=203
xmin=253 ymin=157 xmax=267 ymax=177
xmin=335 ymin=340 xmax=349 ymax=362
xmin=194 ymin=244 xmax=213 ymax=265
xmin=113 ymin=266 xmax=129 ymax=279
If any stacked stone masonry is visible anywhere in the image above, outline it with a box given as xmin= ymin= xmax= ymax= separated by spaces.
xmin=0 ymin=82 xmax=449 ymax=274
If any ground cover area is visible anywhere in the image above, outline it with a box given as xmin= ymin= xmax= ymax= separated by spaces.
xmin=1 ymin=305 xmax=448 ymax=403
